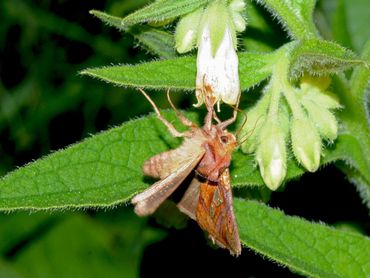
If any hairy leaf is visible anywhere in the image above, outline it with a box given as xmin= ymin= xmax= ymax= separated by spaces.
xmin=255 ymin=0 xmax=318 ymax=39
xmin=235 ymin=199 xmax=370 ymax=278
xmin=131 ymin=27 xmax=177 ymax=59
xmin=90 ymin=0 xmax=210 ymax=29
xmin=0 ymin=110 xmax=364 ymax=211
xmin=80 ymin=52 xmax=275 ymax=91
xmin=89 ymin=9 xmax=177 ymax=59
xmin=289 ymin=39 xmax=364 ymax=78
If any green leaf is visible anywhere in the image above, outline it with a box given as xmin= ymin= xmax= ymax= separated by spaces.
xmin=0 ymin=109 xmax=362 ymax=211
xmin=131 ymin=26 xmax=177 ymax=59
xmin=255 ymin=0 xmax=318 ymax=39
xmin=89 ymin=9 xmax=177 ymax=59
xmin=235 ymin=199 xmax=370 ymax=278
xmin=330 ymin=43 xmax=370 ymax=206
xmin=90 ymin=0 xmax=210 ymax=29
xmin=10 ymin=212 xmax=164 ymax=278
xmin=288 ymin=39 xmax=364 ymax=78
xmin=80 ymin=52 xmax=275 ymax=91
xmin=350 ymin=40 xmax=370 ymax=105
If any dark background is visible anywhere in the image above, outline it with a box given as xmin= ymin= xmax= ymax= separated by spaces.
xmin=0 ymin=0 xmax=368 ymax=277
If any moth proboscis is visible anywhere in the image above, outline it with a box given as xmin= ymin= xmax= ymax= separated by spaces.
xmin=131 ymin=88 xmax=241 ymax=256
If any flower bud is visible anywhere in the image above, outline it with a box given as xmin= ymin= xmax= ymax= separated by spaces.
xmin=230 ymin=11 xmax=246 ymax=32
xmin=300 ymin=76 xmax=341 ymax=110
xmin=256 ymin=122 xmax=287 ymax=190
xmin=302 ymin=89 xmax=341 ymax=110
xmin=229 ymin=0 xmax=246 ymax=12
xmin=240 ymin=92 xmax=270 ymax=153
xmin=175 ymin=8 xmax=203 ymax=53
xmin=302 ymin=100 xmax=338 ymax=142
xmin=291 ymin=117 xmax=322 ymax=172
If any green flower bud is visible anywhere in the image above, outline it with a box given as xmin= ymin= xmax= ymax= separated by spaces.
xmin=256 ymin=122 xmax=287 ymax=191
xmin=240 ymin=93 xmax=270 ymax=153
xmin=175 ymin=8 xmax=203 ymax=53
xmin=240 ymin=113 xmax=265 ymax=154
xmin=291 ymin=117 xmax=322 ymax=172
xmin=229 ymin=0 xmax=246 ymax=12
xmin=230 ymin=11 xmax=246 ymax=32
xmin=302 ymin=89 xmax=341 ymax=110
xmin=300 ymin=76 xmax=341 ymax=110
xmin=302 ymin=100 xmax=338 ymax=142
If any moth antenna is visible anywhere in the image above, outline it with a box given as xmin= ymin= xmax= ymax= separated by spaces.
xmin=166 ymin=89 xmax=194 ymax=127
xmin=235 ymin=111 xmax=248 ymax=137
xmin=138 ymin=88 xmax=187 ymax=138
xmin=237 ymin=115 xmax=264 ymax=145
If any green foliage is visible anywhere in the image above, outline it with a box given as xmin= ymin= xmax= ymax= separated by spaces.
xmin=81 ymin=52 xmax=274 ymax=91
xmin=288 ymin=39 xmax=364 ymax=77
xmin=90 ymin=0 xmax=211 ymax=29
xmin=0 ymin=112 xmax=363 ymax=208
xmin=131 ymin=27 xmax=177 ymax=59
xmin=236 ymin=200 xmax=370 ymax=277
xmin=255 ymin=0 xmax=318 ymax=39
xmin=8 ymin=212 xmax=164 ymax=278
xmin=1 ymin=0 xmax=369 ymax=276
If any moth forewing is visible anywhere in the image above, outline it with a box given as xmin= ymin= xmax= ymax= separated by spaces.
xmin=143 ymin=134 xmax=205 ymax=179
xmin=132 ymin=153 xmax=203 ymax=216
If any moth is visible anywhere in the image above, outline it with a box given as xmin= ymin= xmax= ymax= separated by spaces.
xmin=131 ymin=88 xmax=241 ymax=256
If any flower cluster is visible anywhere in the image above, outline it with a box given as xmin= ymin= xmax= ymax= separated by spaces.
xmin=242 ymin=72 xmax=341 ymax=190
xmin=175 ymin=0 xmax=246 ymax=108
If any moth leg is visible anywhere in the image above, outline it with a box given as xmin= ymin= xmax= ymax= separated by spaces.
xmin=217 ymin=108 xmax=237 ymax=129
xmin=212 ymin=111 xmax=222 ymax=124
xmin=139 ymin=88 xmax=187 ymax=137
xmin=166 ymin=89 xmax=195 ymax=127
xmin=217 ymin=90 xmax=241 ymax=130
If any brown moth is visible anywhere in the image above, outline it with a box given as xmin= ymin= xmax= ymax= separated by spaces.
xmin=131 ymin=88 xmax=241 ymax=256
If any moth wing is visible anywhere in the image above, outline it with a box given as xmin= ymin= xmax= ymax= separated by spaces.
xmin=196 ymin=169 xmax=241 ymax=256
xmin=132 ymin=151 xmax=204 ymax=216
xmin=143 ymin=137 xmax=204 ymax=179
xmin=177 ymin=178 xmax=201 ymax=220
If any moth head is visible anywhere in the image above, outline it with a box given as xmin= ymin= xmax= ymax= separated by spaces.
xmin=216 ymin=128 xmax=237 ymax=151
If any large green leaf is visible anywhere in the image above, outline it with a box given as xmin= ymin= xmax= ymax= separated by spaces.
xmin=0 ymin=110 xmax=362 ymax=211
xmin=255 ymin=0 xmax=318 ymax=39
xmin=0 ymin=112 xmax=259 ymax=211
xmin=235 ymin=199 xmax=370 ymax=278
xmin=90 ymin=0 xmax=210 ymax=29
xmin=81 ymin=52 xmax=275 ymax=91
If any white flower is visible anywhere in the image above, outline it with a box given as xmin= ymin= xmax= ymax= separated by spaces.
xmin=195 ymin=25 xmax=241 ymax=108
